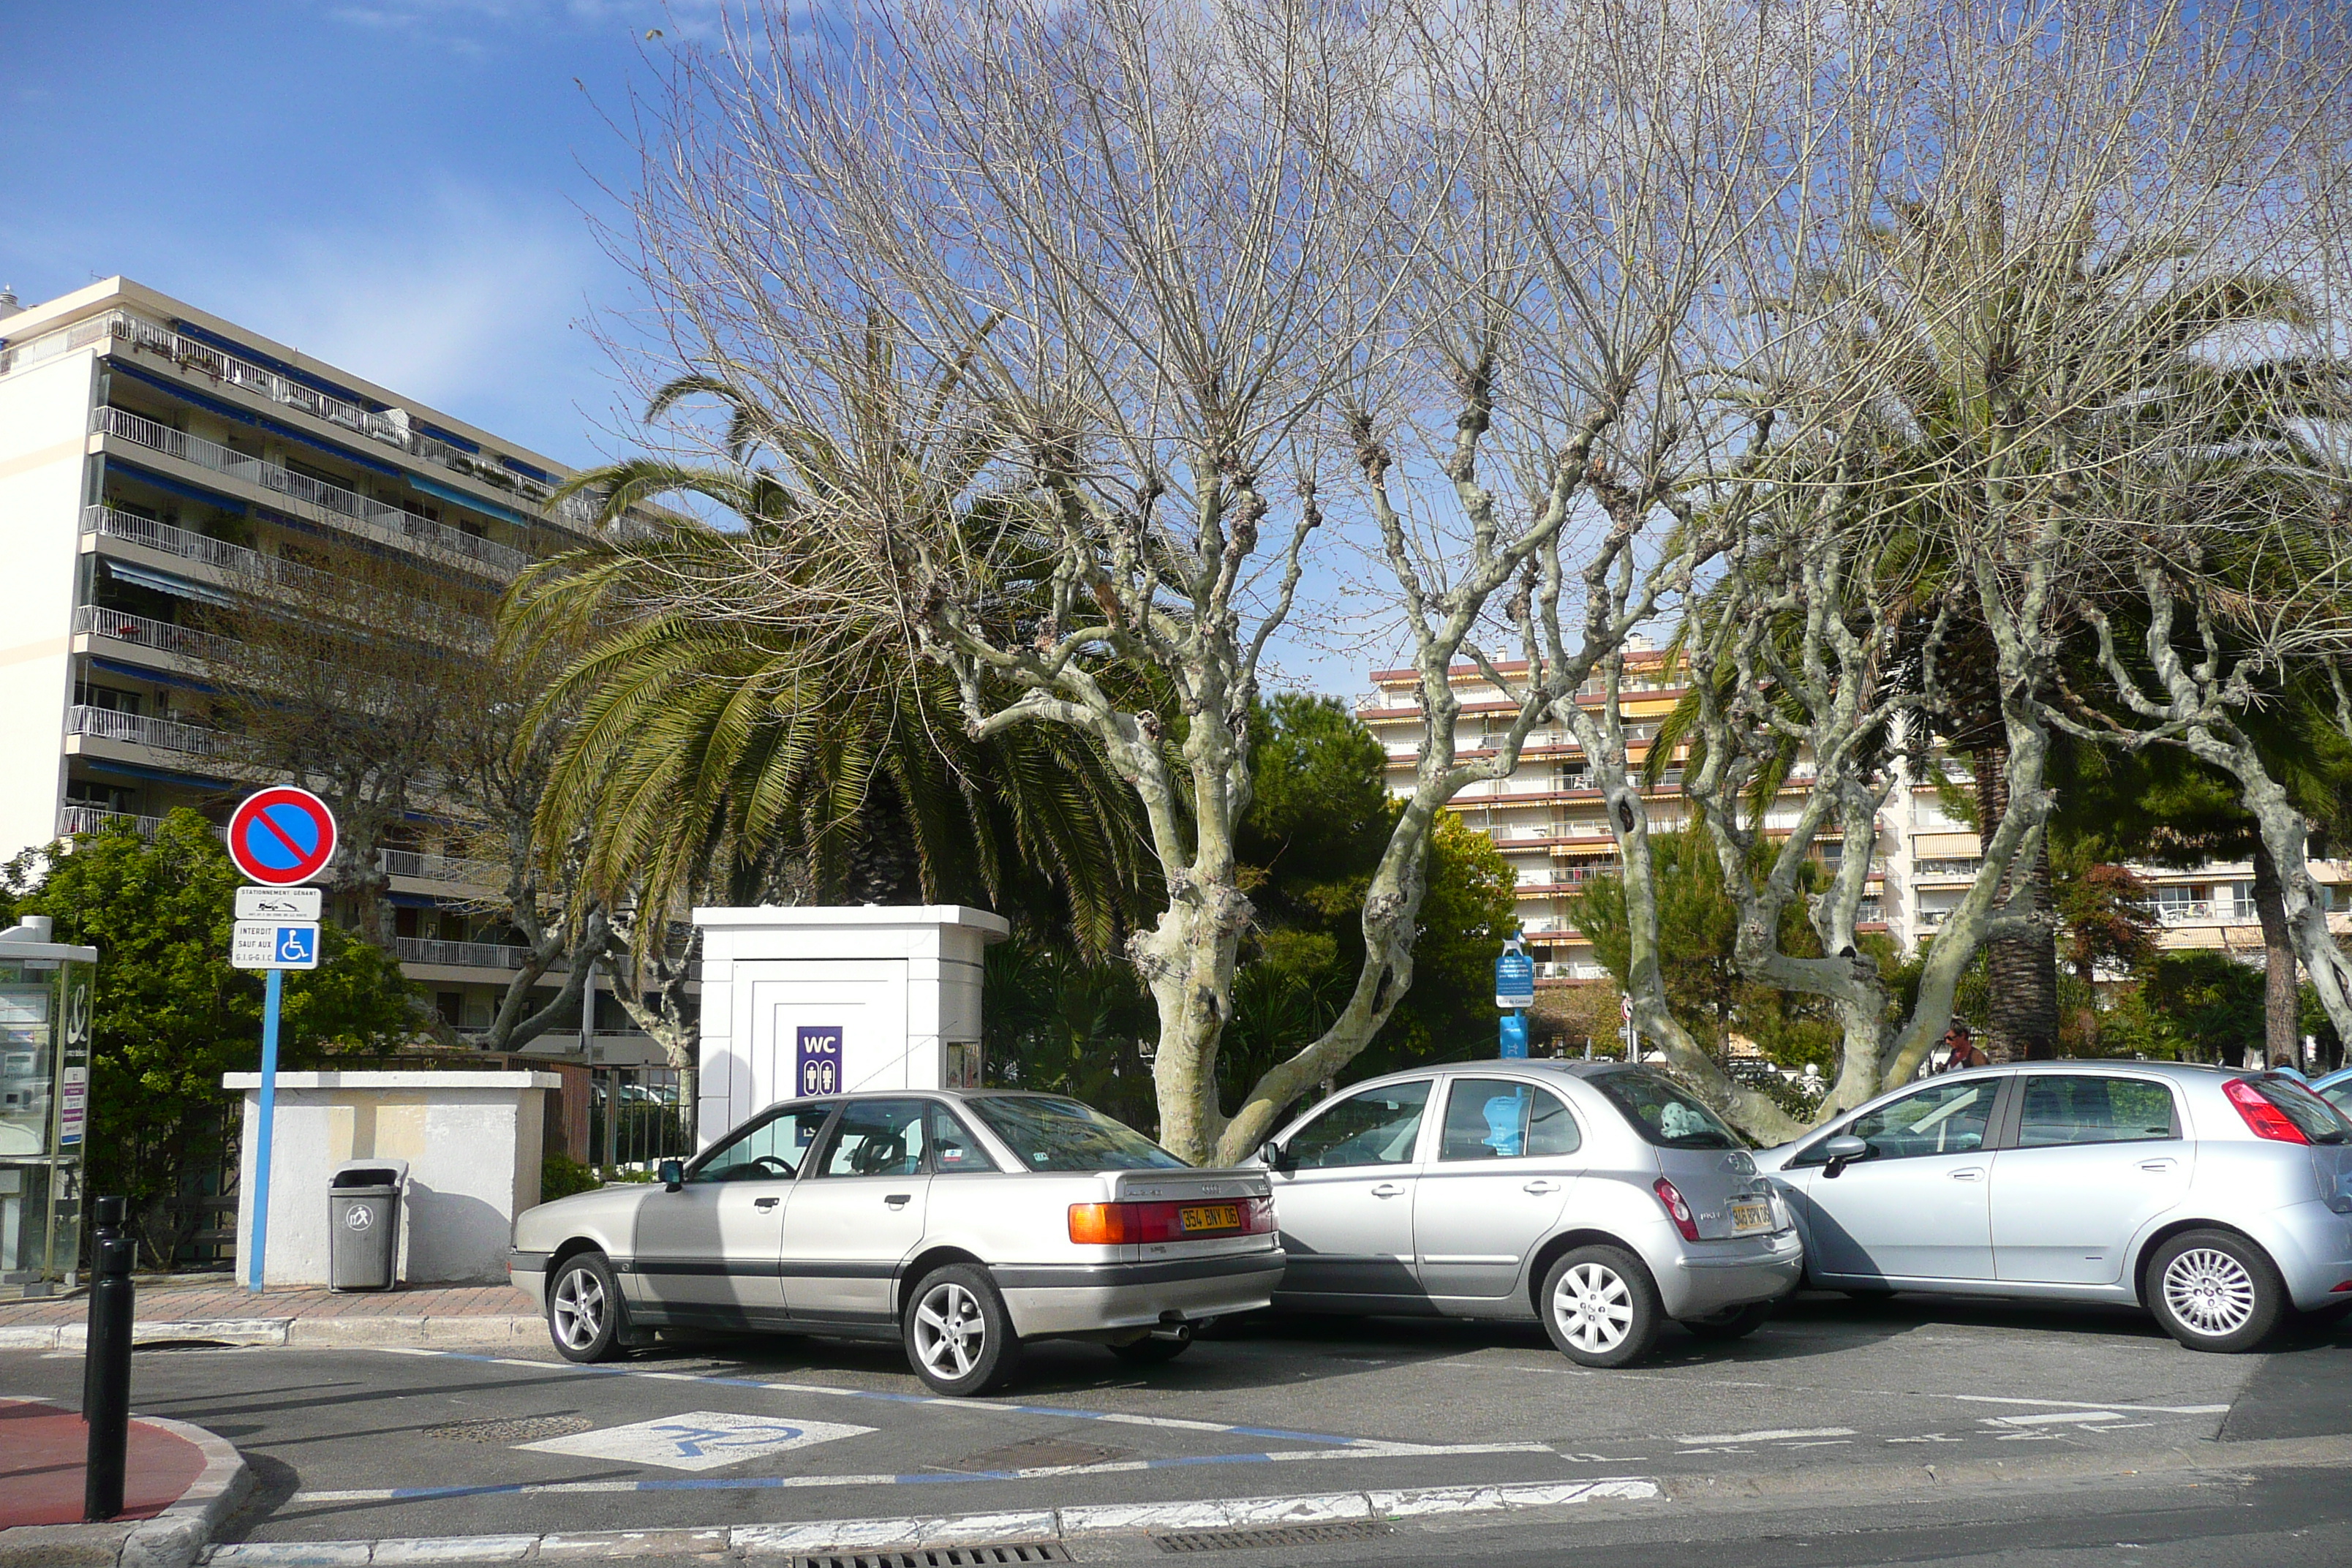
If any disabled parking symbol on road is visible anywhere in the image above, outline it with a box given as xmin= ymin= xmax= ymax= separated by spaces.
xmin=516 ymin=1409 xmax=876 ymax=1472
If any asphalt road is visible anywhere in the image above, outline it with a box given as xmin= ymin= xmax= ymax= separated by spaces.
xmin=3 ymin=1290 xmax=2346 ymax=1560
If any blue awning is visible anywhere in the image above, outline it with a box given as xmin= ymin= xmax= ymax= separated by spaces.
xmin=100 ymin=558 xmax=238 ymax=608
xmin=407 ymin=474 xmax=535 ymax=529
xmin=103 ymin=459 xmax=248 ymax=516
xmin=76 ymin=757 xmax=233 ymax=789
xmin=89 ymin=656 xmax=219 ymax=693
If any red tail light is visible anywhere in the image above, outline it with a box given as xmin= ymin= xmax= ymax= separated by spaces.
xmin=1070 ymin=1196 xmax=1276 ymax=1245
xmin=2225 ymin=1078 xmax=2311 ymax=1145
xmin=1653 ymin=1177 xmax=1700 ymax=1241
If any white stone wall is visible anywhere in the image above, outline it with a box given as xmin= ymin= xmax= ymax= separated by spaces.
xmin=0 ymin=350 xmax=97 ymax=863
xmin=225 ymin=1071 xmax=554 ymax=1286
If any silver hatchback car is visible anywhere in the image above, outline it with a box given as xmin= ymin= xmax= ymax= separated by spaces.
xmin=1256 ymin=1061 xmax=1803 ymax=1366
xmin=510 ymin=1090 xmax=1283 ymax=1395
xmin=1754 ymin=1062 xmax=2352 ymax=1351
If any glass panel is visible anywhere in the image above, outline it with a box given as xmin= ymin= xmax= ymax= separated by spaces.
xmin=964 ymin=1096 xmax=1188 ymax=1172
xmin=1846 ymin=1080 xmax=1999 ymax=1160
xmin=1286 ymin=1082 xmax=1431 ymax=1169
xmin=1591 ymin=1071 xmax=1747 ymax=1150
xmin=818 ymin=1100 xmax=932 ymax=1177
xmin=2016 ymin=1077 xmax=2176 ymax=1146
xmin=928 ymin=1103 xmax=1000 ymax=1174
xmin=689 ymin=1104 xmax=835 ymax=1183
xmin=1439 ymin=1079 xmax=1580 ymax=1161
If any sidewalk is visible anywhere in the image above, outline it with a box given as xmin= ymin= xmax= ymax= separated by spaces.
xmin=0 ymin=1278 xmax=540 ymax=1351
xmin=0 ymin=1396 xmax=250 ymax=1568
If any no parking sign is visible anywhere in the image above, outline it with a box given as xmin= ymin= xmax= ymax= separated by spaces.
xmin=227 ymin=786 xmax=339 ymax=886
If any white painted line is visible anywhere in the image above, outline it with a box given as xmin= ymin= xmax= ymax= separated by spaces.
xmin=1676 ymin=1426 xmax=1856 ymax=1445
xmin=240 ymin=1476 xmax=1667 ymax=1561
xmin=516 ymin=1410 xmax=874 ymax=1472
xmin=1981 ymin=1411 xmax=2127 ymax=1428
xmin=1948 ymin=1395 xmax=2229 ymax=1415
xmin=734 ymin=1509 xmax=1058 ymax=1555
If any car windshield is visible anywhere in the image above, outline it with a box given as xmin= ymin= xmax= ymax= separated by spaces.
xmin=1593 ymin=1070 xmax=1749 ymax=1150
xmin=965 ymin=1095 xmax=1191 ymax=1172
xmin=2248 ymin=1075 xmax=2352 ymax=1145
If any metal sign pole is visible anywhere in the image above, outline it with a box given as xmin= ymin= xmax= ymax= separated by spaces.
xmin=248 ymin=968 xmax=282 ymax=1294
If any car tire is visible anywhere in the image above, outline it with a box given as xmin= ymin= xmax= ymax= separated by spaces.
xmin=1539 ymin=1245 xmax=1664 ymax=1368
xmin=904 ymin=1263 xmax=1024 ymax=1395
xmin=546 ymin=1251 xmax=626 ymax=1363
xmin=2148 ymin=1229 xmax=2286 ymax=1354
xmin=1109 ymin=1324 xmax=1195 ymax=1365
xmin=1682 ymin=1301 xmax=1773 ymax=1341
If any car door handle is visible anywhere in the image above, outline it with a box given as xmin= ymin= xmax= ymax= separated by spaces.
xmin=1371 ymin=1183 xmax=1405 ymax=1198
xmin=1949 ymin=1167 xmax=1985 ymax=1182
xmin=884 ymin=1193 xmax=913 ymax=1207
xmin=2138 ymin=1158 xmax=2178 ymax=1172
xmin=753 ymin=1196 xmax=781 ymax=1210
xmin=1523 ymin=1180 xmax=1561 ymax=1194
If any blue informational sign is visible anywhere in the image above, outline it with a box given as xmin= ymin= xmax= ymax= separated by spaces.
xmin=1499 ymin=1011 xmax=1529 ymax=1058
xmin=796 ymin=1025 xmax=843 ymax=1096
xmin=1495 ymin=951 xmax=1536 ymax=1009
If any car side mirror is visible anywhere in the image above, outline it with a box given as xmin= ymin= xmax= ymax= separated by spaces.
xmin=1260 ymin=1140 xmax=1292 ymax=1172
xmin=658 ymin=1159 xmax=685 ymax=1192
xmin=1820 ymin=1135 xmax=1869 ymax=1178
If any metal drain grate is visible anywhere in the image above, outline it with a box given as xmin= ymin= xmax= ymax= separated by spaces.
xmin=1155 ymin=1520 xmax=1391 ymax=1553
xmin=423 ymin=1414 xmax=595 ymax=1444
xmin=792 ymin=1545 xmax=1070 ymax=1568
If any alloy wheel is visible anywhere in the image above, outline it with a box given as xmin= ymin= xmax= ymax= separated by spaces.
xmin=551 ymin=1267 xmax=606 ymax=1352
xmin=913 ymin=1280 xmax=987 ymax=1380
xmin=1551 ymin=1261 xmax=1634 ymax=1354
xmin=2163 ymin=1246 xmax=2257 ymax=1338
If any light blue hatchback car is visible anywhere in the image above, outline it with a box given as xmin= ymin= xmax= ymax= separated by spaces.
xmin=1755 ymin=1061 xmax=2352 ymax=1352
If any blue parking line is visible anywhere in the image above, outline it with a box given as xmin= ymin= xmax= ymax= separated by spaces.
xmin=384 ymin=1349 xmax=1371 ymax=1448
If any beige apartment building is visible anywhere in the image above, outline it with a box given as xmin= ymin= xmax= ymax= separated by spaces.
xmin=0 ymin=278 xmax=663 ymax=1067
xmin=1356 ymin=651 xmax=2352 ymax=1012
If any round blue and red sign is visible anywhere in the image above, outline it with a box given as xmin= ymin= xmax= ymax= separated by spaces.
xmin=227 ymin=786 xmax=339 ymax=886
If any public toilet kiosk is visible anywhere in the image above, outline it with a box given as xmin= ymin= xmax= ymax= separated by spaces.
xmin=692 ymin=905 xmax=1010 ymax=1148
xmin=0 ymin=916 xmax=96 ymax=1297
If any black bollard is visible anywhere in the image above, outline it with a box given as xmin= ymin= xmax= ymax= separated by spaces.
xmin=83 ymin=1234 xmax=135 ymax=1522
xmin=83 ymin=1196 xmax=126 ymax=1421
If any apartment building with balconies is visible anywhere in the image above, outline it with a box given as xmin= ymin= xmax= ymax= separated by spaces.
xmin=0 ymin=277 xmax=664 ymax=1066
xmin=1354 ymin=643 xmax=1890 ymax=996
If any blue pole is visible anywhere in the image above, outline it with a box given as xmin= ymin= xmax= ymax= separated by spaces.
xmin=248 ymin=967 xmax=282 ymax=1294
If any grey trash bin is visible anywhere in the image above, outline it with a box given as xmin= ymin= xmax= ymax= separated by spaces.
xmin=328 ymin=1158 xmax=407 ymax=1292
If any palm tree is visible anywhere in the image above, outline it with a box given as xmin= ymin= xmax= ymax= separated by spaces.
xmin=500 ymin=342 xmax=1158 ymax=957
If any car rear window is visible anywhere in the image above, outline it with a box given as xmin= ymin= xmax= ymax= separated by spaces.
xmin=965 ymin=1095 xmax=1191 ymax=1172
xmin=1591 ymin=1071 xmax=1748 ymax=1150
xmin=2245 ymin=1076 xmax=2352 ymax=1145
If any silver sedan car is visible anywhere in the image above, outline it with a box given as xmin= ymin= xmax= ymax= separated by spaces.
xmin=1755 ymin=1062 xmax=2352 ymax=1351
xmin=510 ymin=1090 xmax=1284 ymax=1395
xmin=1256 ymin=1061 xmax=1803 ymax=1367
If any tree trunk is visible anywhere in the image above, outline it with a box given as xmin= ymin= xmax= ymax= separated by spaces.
xmin=1975 ymin=748 xmax=2060 ymax=1063
xmin=2250 ymin=843 xmax=2299 ymax=1070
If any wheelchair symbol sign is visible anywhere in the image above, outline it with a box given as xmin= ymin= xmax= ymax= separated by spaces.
xmin=231 ymin=921 xmax=322 ymax=970
xmin=516 ymin=1409 xmax=873 ymax=1471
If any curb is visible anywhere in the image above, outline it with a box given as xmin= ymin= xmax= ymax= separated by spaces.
xmin=0 ymin=1401 xmax=252 ymax=1568
xmin=0 ymin=1319 xmax=543 ymax=1352
xmin=197 ymin=1479 xmax=1662 ymax=1564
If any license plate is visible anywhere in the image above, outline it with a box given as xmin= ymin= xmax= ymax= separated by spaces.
xmin=1179 ymin=1203 xmax=1240 ymax=1233
xmin=1730 ymin=1199 xmax=1774 ymax=1235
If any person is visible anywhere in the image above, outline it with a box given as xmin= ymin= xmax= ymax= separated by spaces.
xmin=1939 ymin=1021 xmax=1988 ymax=1073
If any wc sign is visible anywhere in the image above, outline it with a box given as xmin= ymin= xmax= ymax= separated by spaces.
xmin=796 ymin=1025 xmax=843 ymax=1096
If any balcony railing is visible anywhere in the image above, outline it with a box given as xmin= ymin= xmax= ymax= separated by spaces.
xmin=380 ymin=848 xmax=508 ymax=887
xmin=2154 ymin=900 xmax=2257 ymax=926
xmin=82 ymin=507 xmax=494 ymax=649
xmin=94 ymin=407 xmax=528 ymax=574
xmin=396 ymin=936 xmax=570 ymax=972
xmin=100 ymin=311 xmax=414 ymax=448
xmin=67 ymin=704 xmax=235 ymax=758
xmin=72 ymin=604 xmax=243 ymax=665
xmin=58 ymin=806 xmax=169 ymax=840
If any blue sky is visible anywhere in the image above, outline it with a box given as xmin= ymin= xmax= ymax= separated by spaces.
xmin=1 ymin=1 xmax=691 ymax=469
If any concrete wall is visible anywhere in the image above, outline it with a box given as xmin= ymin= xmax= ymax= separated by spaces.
xmin=0 ymin=350 xmax=95 ymax=862
xmin=224 ymin=1071 xmax=555 ymax=1286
